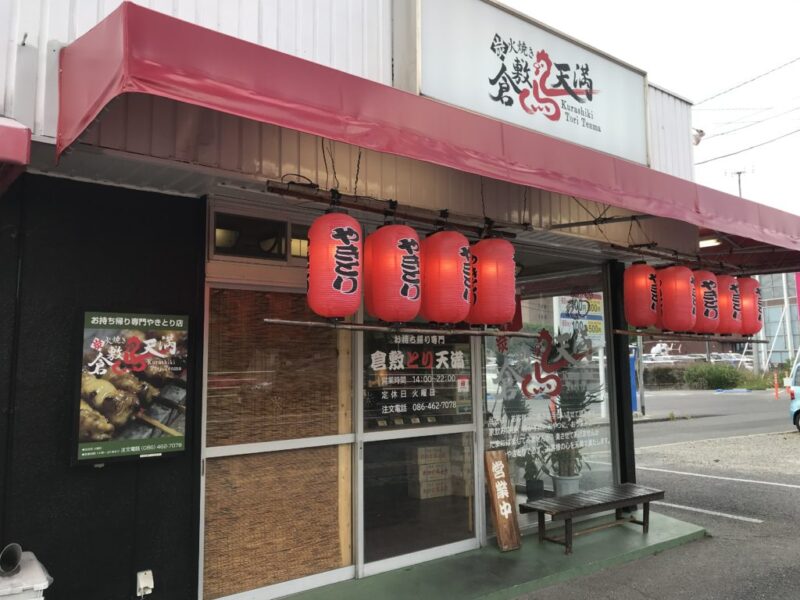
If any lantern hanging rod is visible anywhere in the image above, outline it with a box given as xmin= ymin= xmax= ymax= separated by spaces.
xmin=608 ymin=243 xmax=742 ymax=274
xmin=265 ymin=180 xmax=516 ymax=240
xmin=612 ymin=329 xmax=767 ymax=344
xmin=547 ymin=214 xmax=655 ymax=230
xmin=262 ymin=318 xmax=540 ymax=338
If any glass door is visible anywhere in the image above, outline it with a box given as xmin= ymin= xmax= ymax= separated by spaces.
xmin=357 ymin=330 xmax=481 ymax=576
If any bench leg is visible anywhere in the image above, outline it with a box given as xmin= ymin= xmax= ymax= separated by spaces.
xmin=564 ymin=519 xmax=573 ymax=554
xmin=538 ymin=511 xmax=546 ymax=543
xmin=643 ymin=502 xmax=650 ymax=534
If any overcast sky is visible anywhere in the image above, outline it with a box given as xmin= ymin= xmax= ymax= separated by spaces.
xmin=499 ymin=0 xmax=800 ymax=216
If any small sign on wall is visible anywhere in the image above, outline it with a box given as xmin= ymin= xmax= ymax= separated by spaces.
xmin=484 ymin=449 xmax=521 ymax=551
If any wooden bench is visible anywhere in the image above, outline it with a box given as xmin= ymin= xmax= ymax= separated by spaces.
xmin=519 ymin=483 xmax=665 ymax=554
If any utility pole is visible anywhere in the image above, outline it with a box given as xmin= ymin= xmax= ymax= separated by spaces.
xmin=730 ymin=169 xmax=760 ymax=373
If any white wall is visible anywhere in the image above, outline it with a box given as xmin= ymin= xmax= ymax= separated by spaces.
xmin=0 ymin=0 xmax=391 ymax=136
xmin=647 ymin=84 xmax=694 ymax=180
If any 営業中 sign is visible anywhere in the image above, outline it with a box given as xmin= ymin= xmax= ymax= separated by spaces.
xmin=484 ymin=449 xmax=521 ymax=551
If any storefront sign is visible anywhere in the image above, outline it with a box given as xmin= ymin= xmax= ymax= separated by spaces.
xmin=364 ymin=332 xmax=472 ymax=429
xmin=484 ymin=450 xmax=521 ymax=551
xmin=75 ymin=311 xmax=189 ymax=462
xmin=420 ymin=0 xmax=648 ymax=164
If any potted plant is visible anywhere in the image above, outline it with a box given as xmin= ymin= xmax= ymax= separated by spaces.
xmin=523 ymin=437 xmax=549 ymax=500
xmin=543 ymin=384 xmax=602 ymax=496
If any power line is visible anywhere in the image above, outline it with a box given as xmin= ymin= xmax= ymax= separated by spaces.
xmin=695 ymin=56 xmax=800 ymax=105
xmin=695 ymin=128 xmax=800 ymax=165
xmin=705 ymin=105 xmax=800 ymax=139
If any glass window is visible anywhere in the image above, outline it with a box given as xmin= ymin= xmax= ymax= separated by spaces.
xmin=484 ymin=282 xmax=614 ymax=531
xmin=204 ymin=445 xmax=352 ymax=598
xmin=364 ymin=433 xmax=474 ymax=562
xmin=214 ymin=212 xmax=287 ymax=260
xmin=207 ymin=289 xmax=352 ymax=446
xmin=363 ymin=332 xmax=473 ymax=430
xmin=291 ymin=223 xmax=309 ymax=258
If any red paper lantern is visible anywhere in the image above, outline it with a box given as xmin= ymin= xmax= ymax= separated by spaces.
xmin=466 ymin=238 xmax=516 ymax=325
xmin=657 ymin=266 xmax=696 ymax=332
xmin=364 ymin=224 xmax=421 ymax=322
xmin=419 ymin=231 xmax=471 ymax=323
xmin=307 ymin=212 xmax=362 ymax=318
xmin=717 ymin=275 xmax=743 ymax=334
xmin=624 ymin=263 xmax=658 ymax=328
xmin=692 ymin=270 xmax=720 ymax=334
xmin=739 ymin=277 xmax=763 ymax=335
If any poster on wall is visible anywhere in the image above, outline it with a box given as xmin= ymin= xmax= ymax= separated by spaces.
xmin=557 ymin=292 xmax=605 ymax=348
xmin=75 ymin=311 xmax=189 ymax=463
xmin=364 ymin=332 xmax=472 ymax=429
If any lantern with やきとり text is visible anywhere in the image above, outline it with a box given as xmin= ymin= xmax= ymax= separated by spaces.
xmin=717 ymin=275 xmax=743 ymax=335
xmin=364 ymin=224 xmax=421 ymax=322
xmin=623 ymin=262 xmax=658 ymax=328
xmin=738 ymin=277 xmax=763 ymax=335
xmin=307 ymin=212 xmax=362 ymax=318
xmin=466 ymin=238 xmax=516 ymax=325
xmin=692 ymin=270 xmax=720 ymax=334
xmin=657 ymin=266 xmax=696 ymax=332
xmin=419 ymin=230 xmax=471 ymax=323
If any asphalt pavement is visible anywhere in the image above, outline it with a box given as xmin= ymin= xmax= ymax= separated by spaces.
xmin=518 ymin=388 xmax=800 ymax=600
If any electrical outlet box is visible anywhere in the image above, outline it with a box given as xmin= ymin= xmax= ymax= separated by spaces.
xmin=136 ymin=570 xmax=154 ymax=596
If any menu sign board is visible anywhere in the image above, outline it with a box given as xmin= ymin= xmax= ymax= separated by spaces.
xmin=364 ymin=331 xmax=472 ymax=429
xmin=76 ymin=311 xmax=189 ymax=462
xmin=484 ymin=449 xmax=521 ymax=551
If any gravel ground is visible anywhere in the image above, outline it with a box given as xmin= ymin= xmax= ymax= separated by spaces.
xmin=637 ymin=430 xmax=800 ymax=477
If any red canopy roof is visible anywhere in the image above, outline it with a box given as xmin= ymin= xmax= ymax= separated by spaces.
xmin=58 ymin=2 xmax=799 ymax=257
xmin=0 ymin=117 xmax=31 ymax=194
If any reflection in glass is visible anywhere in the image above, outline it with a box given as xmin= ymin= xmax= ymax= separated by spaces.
xmin=213 ymin=212 xmax=287 ymax=260
xmin=484 ymin=288 xmax=614 ymax=531
xmin=364 ymin=434 xmax=474 ymax=562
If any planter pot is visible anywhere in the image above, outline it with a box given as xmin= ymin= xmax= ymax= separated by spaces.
xmin=525 ymin=479 xmax=545 ymax=501
xmin=551 ymin=474 xmax=581 ymax=497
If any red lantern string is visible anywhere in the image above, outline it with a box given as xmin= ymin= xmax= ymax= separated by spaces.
xmin=739 ymin=277 xmax=763 ymax=335
xmin=364 ymin=224 xmax=421 ymax=322
xmin=420 ymin=230 xmax=471 ymax=323
xmin=307 ymin=212 xmax=362 ymax=318
xmin=657 ymin=266 xmax=696 ymax=332
xmin=466 ymin=238 xmax=516 ymax=325
xmin=692 ymin=270 xmax=720 ymax=334
xmin=624 ymin=262 xmax=658 ymax=328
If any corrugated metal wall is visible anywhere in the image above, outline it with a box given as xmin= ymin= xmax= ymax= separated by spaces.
xmin=63 ymin=95 xmax=696 ymax=254
xmin=647 ymin=85 xmax=695 ymax=181
xmin=0 ymin=0 xmax=391 ymax=136
xmin=4 ymin=0 xmax=698 ymax=254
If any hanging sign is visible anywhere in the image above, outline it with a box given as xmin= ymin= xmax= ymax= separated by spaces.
xmin=484 ymin=449 xmax=521 ymax=551
xmin=420 ymin=0 xmax=648 ymax=164
xmin=75 ymin=311 xmax=189 ymax=463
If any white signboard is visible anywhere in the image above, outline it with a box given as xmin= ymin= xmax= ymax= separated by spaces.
xmin=556 ymin=293 xmax=605 ymax=348
xmin=420 ymin=0 xmax=648 ymax=164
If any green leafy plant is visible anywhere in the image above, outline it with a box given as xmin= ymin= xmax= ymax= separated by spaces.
xmin=683 ymin=364 xmax=740 ymax=389
xmin=523 ymin=437 xmax=550 ymax=481
xmin=543 ymin=384 xmax=603 ymax=478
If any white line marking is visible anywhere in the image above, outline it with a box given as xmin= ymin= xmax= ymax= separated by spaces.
xmin=638 ymin=430 xmax=796 ymax=450
xmin=637 ymin=466 xmax=800 ymax=490
xmin=653 ymin=501 xmax=763 ymax=524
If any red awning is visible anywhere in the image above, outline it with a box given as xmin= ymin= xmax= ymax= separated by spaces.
xmin=58 ymin=2 xmax=799 ymax=256
xmin=0 ymin=117 xmax=31 ymax=194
